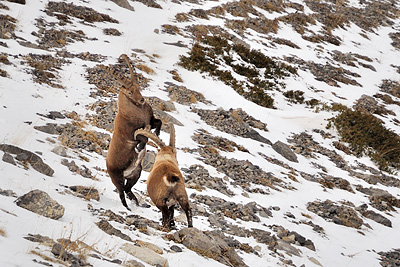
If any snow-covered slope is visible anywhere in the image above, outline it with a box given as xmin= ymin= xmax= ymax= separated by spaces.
xmin=1 ymin=0 xmax=400 ymax=266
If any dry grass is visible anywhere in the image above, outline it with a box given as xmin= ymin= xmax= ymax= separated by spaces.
xmin=136 ymin=63 xmax=155 ymax=75
xmin=0 ymin=227 xmax=6 ymax=237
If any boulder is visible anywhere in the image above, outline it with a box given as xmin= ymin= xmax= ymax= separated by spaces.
xmin=122 ymin=243 xmax=169 ymax=267
xmin=272 ymin=141 xmax=298 ymax=163
xmin=16 ymin=190 xmax=64 ymax=220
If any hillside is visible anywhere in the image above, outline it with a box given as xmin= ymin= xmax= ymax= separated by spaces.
xmin=0 ymin=0 xmax=400 ymax=266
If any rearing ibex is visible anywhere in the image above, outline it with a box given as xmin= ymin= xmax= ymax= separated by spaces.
xmin=135 ymin=124 xmax=193 ymax=230
xmin=102 ymin=54 xmax=162 ymax=211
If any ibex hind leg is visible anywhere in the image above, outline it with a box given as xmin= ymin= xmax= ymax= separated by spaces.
xmin=158 ymin=204 xmax=172 ymax=231
xmin=168 ymin=205 xmax=176 ymax=228
xmin=178 ymin=198 xmax=193 ymax=228
xmin=123 ymin=149 xmax=146 ymax=206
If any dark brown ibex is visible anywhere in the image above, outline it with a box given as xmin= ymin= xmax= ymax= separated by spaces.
xmin=102 ymin=54 xmax=162 ymax=211
xmin=135 ymin=124 xmax=192 ymax=230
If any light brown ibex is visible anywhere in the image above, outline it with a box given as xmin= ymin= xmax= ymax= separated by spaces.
xmin=102 ymin=54 xmax=162 ymax=211
xmin=135 ymin=124 xmax=193 ymax=230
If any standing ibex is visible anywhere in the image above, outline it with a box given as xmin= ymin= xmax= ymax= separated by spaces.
xmin=102 ymin=54 xmax=162 ymax=211
xmin=135 ymin=124 xmax=193 ymax=230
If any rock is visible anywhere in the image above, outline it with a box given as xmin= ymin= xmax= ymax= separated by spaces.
xmin=122 ymin=243 xmax=169 ymax=267
xmin=69 ymin=186 xmax=100 ymax=201
xmin=96 ymin=220 xmax=132 ymax=242
xmin=170 ymin=245 xmax=182 ymax=252
xmin=2 ymin=152 xmax=16 ymax=165
xmin=193 ymin=108 xmax=271 ymax=145
xmin=307 ymin=200 xmax=363 ymax=229
xmin=6 ymin=0 xmax=25 ymax=4
xmin=378 ymin=249 xmax=400 ymax=267
xmin=16 ymin=190 xmax=65 ymax=220
xmin=135 ymin=240 xmax=163 ymax=254
xmin=142 ymin=150 xmax=156 ymax=172
xmin=51 ymin=146 xmax=68 ymax=157
xmin=356 ymin=204 xmax=392 ymax=227
xmin=276 ymin=240 xmax=301 ymax=256
xmin=34 ymin=124 xmax=60 ymax=135
xmin=110 ymin=0 xmax=134 ymax=11
xmin=0 ymin=188 xmax=17 ymax=197
xmin=272 ymin=141 xmax=298 ymax=163
xmin=167 ymin=228 xmax=248 ymax=267
xmin=0 ymin=144 xmax=54 ymax=176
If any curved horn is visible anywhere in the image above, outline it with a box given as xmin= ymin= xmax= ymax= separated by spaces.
xmin=168 ymin=123 xmax=175 ymax=148
xmin=120 ymin=54 xmax=137 ymax=86
xmin=99 ymin=65 xmax=131 ymax=88
xmin=134 ymin=127 xmax=166 ymax=148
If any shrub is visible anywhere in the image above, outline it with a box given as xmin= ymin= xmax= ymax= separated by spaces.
xmin=333 ymin=108 xmax=400 ymax=172
xmin=179 ymin=35 xmax=297 ymax=108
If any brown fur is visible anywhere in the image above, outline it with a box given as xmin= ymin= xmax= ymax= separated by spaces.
xmin=136 ymin=125 xmax=192 ymax=230
xmin=104 ymin=54 xmax=161 ymax=211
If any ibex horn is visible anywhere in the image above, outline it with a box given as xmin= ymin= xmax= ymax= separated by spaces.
xmin=134 ymin=126 xmax=166 ymax=148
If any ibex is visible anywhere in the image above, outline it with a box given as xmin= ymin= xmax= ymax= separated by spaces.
xmin=135 ymin=124 xmax=193 ymax=230
xmin=102 ymin=54 xmax=162 ymax=211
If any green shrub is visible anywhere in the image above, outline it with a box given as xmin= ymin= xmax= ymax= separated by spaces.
xmin=333 ymin=108 xmax=400 ymax=172
xmin=178 ymin=35 xmax=297 ymax=108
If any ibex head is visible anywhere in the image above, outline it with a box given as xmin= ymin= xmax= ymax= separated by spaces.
xmin=100 ymin=54 xmax=145 ymax=106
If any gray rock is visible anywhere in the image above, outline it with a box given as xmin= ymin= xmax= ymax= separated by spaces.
xmin=51 ymin=146 xmax=68 ymax=157
xmin=0 ymin=144 xmax=54 ymax=176
xmin=168 ymin=228 xmax=248 ymax=267
xmin=2 ymin=152 xmax=16 ymax=165
xmin=69 ymin=186 xmax=100 ymax=201
xmin=272 ymin=141 xmax=298 ymax=163
xmin=16 ymin=190 xmax=65 ymax=220
xmin=142 ymin=150 xmax=156 ymax=172
xmin=110 ymin=0 xmax=135 ymax=11
xmin=122 ymin=243 xmax=169 ymax=267
xmin=34 ymin=124 xmax=60 ymax=135
xmin=96 ymin=220 xmax=132 ymax=242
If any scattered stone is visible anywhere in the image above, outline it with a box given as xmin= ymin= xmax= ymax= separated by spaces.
xmin=0 ymin=144 xmax=54 ymax=176
xmin=192 ymin=193 xmax=271 ymax=222
xmin=356 ymin=186 xmax=400 ymax=212
xmin=182 ymin=164 xmax=234 ymax=196
xmin=378 ymin=248 xmax=400 ymax=267
xmin=193 ymin=107 xmax=271 ymax=144
xmin=16 ymin=190 xmax=65 ymax=220
xmin=272 ymin=141 xmax=298 ymax=163
xmin=165 ymin=83 xmax=211 ymax=106
xmin=61 ymin=159 xmax=93 ymax=179
xmin=192 ymin=129 xmax=249 ymax=153
xmin=45 ymin=1 xmax=119 ymax=24
xmin=307 ymin=200 xmax=363 ymax=229
xmin=353 ymin=94 xmax=394 ymax=115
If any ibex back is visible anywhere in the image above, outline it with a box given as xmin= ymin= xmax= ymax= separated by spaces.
xmin=103 ymin=54 xmax=162 ymax=211
xmin=135 ymin=124 xmax=192 ymax=230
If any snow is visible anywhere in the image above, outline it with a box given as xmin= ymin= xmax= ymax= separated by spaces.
xmin=0 ymin=0 xmax=400 ymax=267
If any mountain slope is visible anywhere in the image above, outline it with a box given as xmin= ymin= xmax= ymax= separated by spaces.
xmin=0 ymin=0 xmax=400 ymax=266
